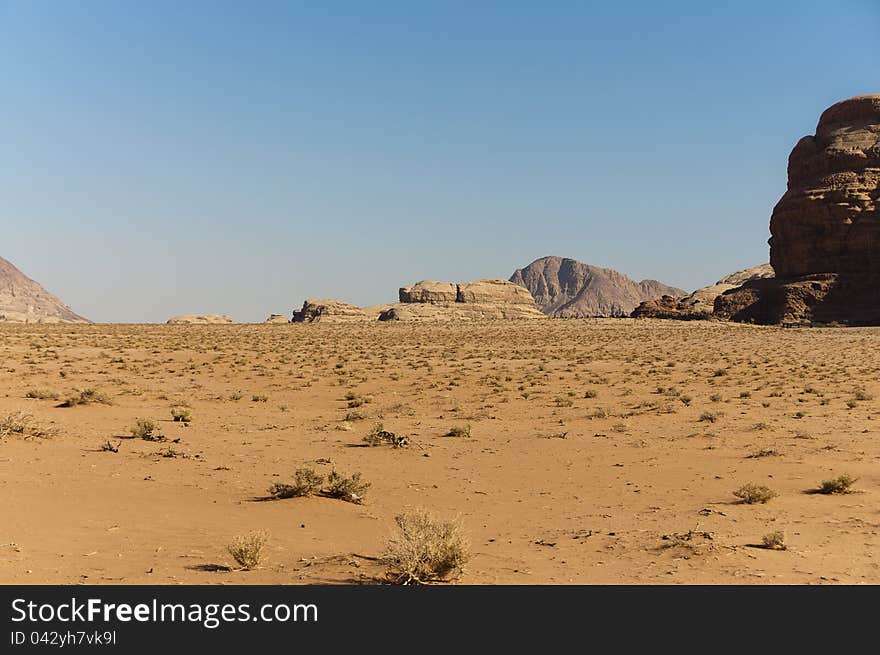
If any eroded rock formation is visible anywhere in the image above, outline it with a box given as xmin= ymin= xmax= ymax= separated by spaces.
xmin=167 ymin=315 xmax=234 ymax=324
xmin=291 ymin=299 xmax=369 ymax=323
xmin=720 ymin=95 xmax=880 ymax=324
xmin=374 ymin=278 xmax=545 ymax=321
xmin=632 ymin=264 xmax=773 ymax=319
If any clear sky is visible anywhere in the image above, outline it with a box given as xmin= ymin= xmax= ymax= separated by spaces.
xmin=1 ymin=1 xmax=877 ymax=322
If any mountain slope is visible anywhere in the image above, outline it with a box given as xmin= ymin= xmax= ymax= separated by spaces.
xmin=510 ymin=256 xmax=685 ymax=317
xmin=0 ymin=256 xmax=89 ymax=323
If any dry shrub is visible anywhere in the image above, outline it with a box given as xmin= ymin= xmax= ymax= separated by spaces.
xmin=130 ymin=419 xmax=164 ymax=441
xmin=761 ymin=532 xmax=786 ymax=550
xmin=227 ymin=530 xmax=269 ymax=570
xmin=324 ymin=470 xmax=370 ymax=504
xmin=384 ymin=509 xmax=469 ymax=584
xmin=445 ymin=424 xmax=471 ymax=438
xmin=171 ymin=406 xmax=192 ymax=423
xmin=734 ymin=483 xmax=777 ymax=504
xmin=61 ymin=389 xmax=111 ymax=407
xmin=25 ymin=389 xmax=60 ymax=400
xmin=269 ymin=468 xmax=324 ymax=499
xmin=817 ymin=474 xmax=857 ymax=495
xmin=0 ymin=411 xmax=54 ymax=440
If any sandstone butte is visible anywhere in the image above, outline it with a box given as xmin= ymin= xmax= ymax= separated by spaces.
xmin=715 ymin=94 xmax=880 ymax=325
xmin=166 ymin=315 xmax=234 ymax=324
xmin=375 ymin=279 xmax=546 ymax=321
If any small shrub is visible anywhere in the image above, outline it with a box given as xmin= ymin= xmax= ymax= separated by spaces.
xmin=269 ymin=468 xmax=324 ymax=499
xmin=384 ymin=509 xmax=469 ymax=585
xmin=817 ymin=474 xmax=857 ymax=495
xmin=699 ymin=411 xmax=718 ymax=423
xmin=61 ymin=389 xmax=111 ymax=407
xmin=171 ymin=406 xmax=192 ymax=423
xmin=252 ymin=394 xmax=268 ymax=402
xmin=100 ymin=440 xmax=121 ymax=453
xmin=445 ymin=424 xmax=471 ymax=438
xmin=583 ymin=389 xmax=598 ymax=399
xmin=227 ymin=530 xmax=269 ymax=570
xmin=734 ymin=483 xmax=777 ymax=504
xmin=25 ymin=389 xmax=60 ymax=400
xmin=130 ymin=419 xmax=165 ymax=441
xmin=0 ymin=411 xmax=53 ymax=440
xmin=761 ymin=531 xmax=786 ymax=550
xmin=324 ymin=470 xmax=370 ymax=504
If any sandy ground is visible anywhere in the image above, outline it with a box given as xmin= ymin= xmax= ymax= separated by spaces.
xmin=1 ymin=319 xmax=878 ymax=585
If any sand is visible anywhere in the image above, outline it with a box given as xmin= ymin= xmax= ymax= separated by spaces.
xmin=1 ymin=320 xmax=878 ymax=584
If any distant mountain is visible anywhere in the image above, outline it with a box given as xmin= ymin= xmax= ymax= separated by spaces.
xmin=0 ymin=256 xmax=89 ymax=323
xmin=510 ymin=256 xmax=685 ymax=318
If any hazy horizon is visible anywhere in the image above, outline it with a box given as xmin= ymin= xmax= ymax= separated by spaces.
xmin=2 ymin=1 xmax=877 ymax=322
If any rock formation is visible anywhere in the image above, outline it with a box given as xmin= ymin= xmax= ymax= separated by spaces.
xmin=718 ymin=95 xmax=880 ymax=324
xmin=399 ymin=281 xmax=458 ymax=304
xmin=374 ymin=279 xmax=545 ymax=321
xmin=509 ymin=256 xmax=685 ymax=317
xmin=632 ymin=264 xmax=773 ymax=319
xmin=0 ymin=256 xmax=89 ymax=323
xmin=291 ymin=299 xmax=369 ymax=323
xmin=167 ymin=315 xmax=234 ymax=324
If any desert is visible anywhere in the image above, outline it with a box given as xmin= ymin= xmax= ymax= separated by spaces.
xmin=2 ymin=318 xmax=879 ymax=584
xmin=2 ymin=0 xmax=878 ymax=600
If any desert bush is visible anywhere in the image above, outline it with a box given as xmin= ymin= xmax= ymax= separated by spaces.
xmin=583 ymin=389 xmax=598 ymax=399
xmin=0 ymin=411 xmax=53 ymax=440
xmin=761 ymin=532 xmax=786 ymax=550
xmin=746 ymin=448 xmax=780 ymax=459
xmin=853 ymin=389 xmax=873 ymax=401
xmin=252 ymin=394 xmax=268 ymax=402
xmin=817 ymin=474 xmax=857 ymax=495
xmin=269 ymin=468 xmax=324 ymax=499
xmin=445 ymin=424 xmax=471 ymax=438
xmin=62 ymin=389 xmax=111 ymax=407
xmin=25 ymin=389 xmax=60 ymax=400
xmin=227 ymin=530 xmax=269 ymax=570
xmin=130 ymin=419 xmax=165 ymax=441
xmin=171 ymin=406 xmax=192 ymax=423
xmin=699 ymin=411 xmax=718 ymax=423
xmin=324 ymin=470 xmax=370 ymax=504
xmin=100 ymin=440 xmax=120 ymax=453
xmin=734 ymin=483 xmax=777 ymax=504
xmin=384 ymin=509 xmax=469 ymax=585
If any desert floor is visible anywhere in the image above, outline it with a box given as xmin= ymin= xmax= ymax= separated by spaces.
xmin=1 ymin=320 xmax=878 ymax=585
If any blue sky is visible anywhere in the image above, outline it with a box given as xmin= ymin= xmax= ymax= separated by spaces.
xmin=1 ymin=1 xmax=877 ymax=322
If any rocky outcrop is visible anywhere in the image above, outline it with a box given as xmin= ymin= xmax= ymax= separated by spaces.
xmin=509 ymin=256 xmax=685 ymax=317
xmin=265 ymin=314 xmax=290 ymax=324
xmin=291 ymin=299 xmax=369 ymax=323
xmin=0 ymin=256 xmax=89 ymax=323
xmin=167 ymin=315 xmax=234 ymax=324
xmin=770 ymin=95 xmax=880 ymax=277
xmin=399 ymin=281 xmax=458 ymax=303
xmin=374 ymin=278 xmax=545 ymax=321
xmin=721 ymin=95 xmax=880 ymax=325
xmin=632 ymin=264 xmax=773 ymax=319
